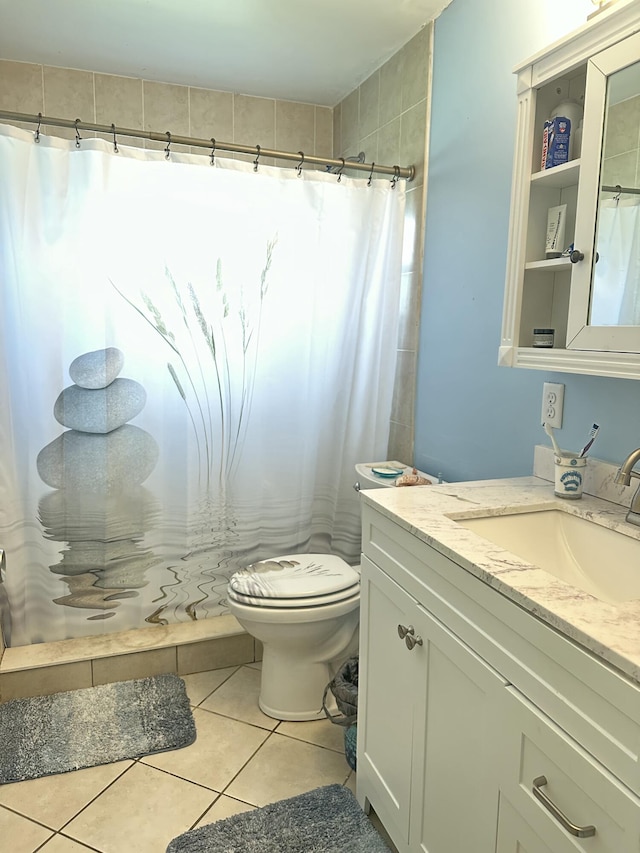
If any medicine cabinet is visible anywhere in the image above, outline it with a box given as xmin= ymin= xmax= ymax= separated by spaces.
xmin=500 ymin=0 xmax=640 ymax=378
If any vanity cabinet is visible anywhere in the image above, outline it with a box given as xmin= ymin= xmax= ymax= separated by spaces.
xmin=356 ymin=502 xmax=640 ymax=853
xmin=500 ymin=0 xmax=640 ymax=378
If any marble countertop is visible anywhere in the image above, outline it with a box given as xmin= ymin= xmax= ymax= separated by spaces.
xmin=361 ymin=474 xmax=640 ymax=685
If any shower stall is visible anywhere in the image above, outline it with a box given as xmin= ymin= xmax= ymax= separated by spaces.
xmin=0 ymin=117 xmax=407 ymax=658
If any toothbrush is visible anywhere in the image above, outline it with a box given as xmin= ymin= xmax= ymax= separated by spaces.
xmin=543 ymin=422 xmax=562 ymax=456
xmin=578 ymin=423 xmax=600 ymax=458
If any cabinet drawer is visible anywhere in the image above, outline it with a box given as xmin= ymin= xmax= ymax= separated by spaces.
xmin=499 ymin=685 xmax=640 ymax=852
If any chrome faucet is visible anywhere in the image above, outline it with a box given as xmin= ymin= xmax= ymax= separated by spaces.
xmin=614 ymin=447 xmax=640 ymax=525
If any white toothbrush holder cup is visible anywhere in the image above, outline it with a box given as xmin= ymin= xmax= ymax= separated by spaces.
xmin=554 ymin=453 xmax=587 ymax=499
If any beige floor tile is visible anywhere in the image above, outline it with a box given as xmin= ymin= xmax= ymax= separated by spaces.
xmin=200 ymin=665 xmax=277 ymax=729
xmin=63 ymin=763 xmax=215 ymax=853
xmin=276 ymin=716 xmax=346 ymax=752
xmin=0 ymin=804 xmax=53 ymax=851
xmin=194 ymin=793 xmax=255 ymax=828
xmin=0 ymin=761 xmax=132 ymax=829
xmin=225 ymin=732 xmax=351 ymax=806
xmin=38 ymin=834 xmax=98 ymax=851
xmin=141 ymin=707 xmax=270 ymax=790
xmin=182 ymin=666 xmax=238 ymax=706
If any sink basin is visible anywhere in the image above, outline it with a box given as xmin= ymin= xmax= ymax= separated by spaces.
xmin=455 ymin=509 xmax=640 ymax=604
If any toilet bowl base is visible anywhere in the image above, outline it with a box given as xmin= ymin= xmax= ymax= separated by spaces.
xmin=258 ymin=695 xmax=327 ymax=722
xmin=258 ymin=654 xmax=334 ymax=721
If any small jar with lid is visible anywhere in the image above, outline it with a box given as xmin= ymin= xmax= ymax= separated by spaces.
xmin=532 ymin=328 xmax=554 ymax=348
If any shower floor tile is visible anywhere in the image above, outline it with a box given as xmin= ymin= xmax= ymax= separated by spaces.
xmin=0 ymin=663 xmax=394 ymax=853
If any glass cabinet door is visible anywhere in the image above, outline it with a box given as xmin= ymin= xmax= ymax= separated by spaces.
xmin=567 ymin=30 xmax=640 ymax=353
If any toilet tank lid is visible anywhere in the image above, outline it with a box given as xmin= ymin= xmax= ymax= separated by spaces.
xmin=229 ymin=554 xmax=360 ymax=599
xmin=356 ymin=461 xmax=436 ymax=486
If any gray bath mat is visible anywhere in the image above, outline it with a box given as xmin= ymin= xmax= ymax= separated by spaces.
xmin=0 ymin=673 xmax=196 ymax=784
xmin=166 ymin=783 xmax=392 ymax=852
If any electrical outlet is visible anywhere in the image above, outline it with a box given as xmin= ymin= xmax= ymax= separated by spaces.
xmin=541 ymin=382 xmax=564 ymax=428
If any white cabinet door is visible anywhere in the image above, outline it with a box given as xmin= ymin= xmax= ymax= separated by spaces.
xmin=357 ymin=555 xmax=507 ymax=853
xmin=357 ymin=555 xmax=426 ymax=851
xmin=567 ymin=29 xmax=640 ymax=353
xmin=414 ymin=593 xmax=506 ymax=853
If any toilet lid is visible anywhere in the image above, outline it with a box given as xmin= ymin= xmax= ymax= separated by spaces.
xmin=228 ymin=554 xmax=360 ymax=602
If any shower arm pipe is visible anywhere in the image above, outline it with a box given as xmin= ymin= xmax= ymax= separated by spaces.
xmin=0 ymin=109 xmax=415 ymax=181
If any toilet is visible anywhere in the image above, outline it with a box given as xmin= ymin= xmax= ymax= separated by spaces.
xmin=226 ymin=461 xmax=435 ymax=721
xmin=226 ymin=553 xmax=360 ymax=721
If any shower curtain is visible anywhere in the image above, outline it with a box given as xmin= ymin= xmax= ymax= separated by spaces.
xmin=590 ymin=197 xmax=640 ymax=326
xmin=0 ymin=123 xmax=405 ymax=647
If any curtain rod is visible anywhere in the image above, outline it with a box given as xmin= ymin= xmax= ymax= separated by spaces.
xmin=0 ymin=110 xmax=415 ymax=182
xmin=602 ymin=183 xmax=640 ymax=196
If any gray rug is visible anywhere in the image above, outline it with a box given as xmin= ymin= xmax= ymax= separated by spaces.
xmin=166 ymin=784 xmax=392 ymax=853
xmin=0 ymin=673 xmax=196 ymax=784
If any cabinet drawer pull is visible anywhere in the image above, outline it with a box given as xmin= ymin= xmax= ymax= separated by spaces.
xmin=532 ymin=776 xmax=596 ymax=838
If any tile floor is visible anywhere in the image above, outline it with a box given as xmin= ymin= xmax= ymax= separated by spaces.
xmin=0 ymin=662 xmax=397 ymax=852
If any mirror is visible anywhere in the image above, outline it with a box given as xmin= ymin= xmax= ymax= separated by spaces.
xmin=590 ymin=61 xmax=640 ymax=327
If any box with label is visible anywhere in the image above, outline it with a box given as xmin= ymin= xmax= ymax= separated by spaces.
xmin=541 ymin=116 xmax=571 ymax=169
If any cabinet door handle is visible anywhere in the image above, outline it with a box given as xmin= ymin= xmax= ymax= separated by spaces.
xmin=405 ymin=633 xmax=423 ymax=650
xmin=569 ymin=249 xmax=585 ymax=264
xmin=532 ymin=776 xmax=596 ymax=838
xmin=398 ymin=624 xmax=423 ymax=649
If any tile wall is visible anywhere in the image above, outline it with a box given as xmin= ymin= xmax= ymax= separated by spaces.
xmin=333 ymin=25 xmax=433 ymax=466
xmin=0 ymin=60 xmax=334 ymax=162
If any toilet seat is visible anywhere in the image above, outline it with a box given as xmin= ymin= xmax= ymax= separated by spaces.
xmin=228 ymin=553 xmax=360 ymax=608
xmin=228 ymin=586 xmax=360 ymax=608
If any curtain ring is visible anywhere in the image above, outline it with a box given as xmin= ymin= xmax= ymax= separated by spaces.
xmin=391 ymin=165 xmax=400 ymax=189
xmin=111 ymin=123 xmax=119 ymax=154
xmin=296 ymin=151 xmax=305 ymax=177
xmin=614 ymin=184 xmax=622 ymax=204
xmin=253 ymin=144 xmax=261 ymax=172
xmin=74 ymin=118 xmax=82 ymax=149
xmin=164 ymin=131 xmax=171 ymax=160
xmin=34 ymin=112 xmax=42 ymax=143
xmin=210 ymin=138 xmax=216 ymax=166
xmin=367 ymin=162 xmax=375 ymax=187
xmin=337 ymin=157 xmax=345 ymax=183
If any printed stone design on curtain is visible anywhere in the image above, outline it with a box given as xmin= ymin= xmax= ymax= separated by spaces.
xmin=36 ymin=347 xmax=161 ymax=617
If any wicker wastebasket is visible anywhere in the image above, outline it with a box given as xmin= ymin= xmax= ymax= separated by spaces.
xmin=322 ymin=656 xmax=358 ymax=770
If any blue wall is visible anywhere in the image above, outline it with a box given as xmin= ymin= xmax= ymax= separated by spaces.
xmin=414 ymin=0 xmax=640 ymax=482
